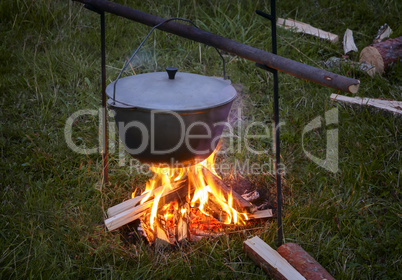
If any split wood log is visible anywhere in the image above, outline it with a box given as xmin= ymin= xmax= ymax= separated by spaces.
xmin=192 ymin=230 xmax=224 ymax=238
xmin=201 ymin=166 xmax=257 ymax=213
xmin=107 ymin=186 xmax=162 ymax=217
xmin=243 ymin=236 xmax=306 ymax=280
xmin=107 ymin=178 xmax=188 ymax=217
xmin=176 ymin=217 xmax=188 ymax=242
xmin=277 ymin=18 xmax=339 ymax=43
xmin=205 ymin=199 xmax=273 ymax=222
xmin=359 ymin=36 xmax=402 ymax=74
xmin=277 ymin=243 xmax=335 ymax=280
xmin=105 ymin=200 xmax=153 ymax=231
xmin=373 ymin=24 xmax=392 ymax=43
xmin=73 ymin=0 xmax=360 ymax=93
xmin=330 ymin=93 xmax=402 ymax=115
xmin=205 ymin=195 xmax=230 ymax=222
xmin=248 ymin=209 xmax=273 ymax=219
xmin=105 ymin=179 xmax=191 ymax=231
xmin=155 ymin=223 xmax=171 ymax=248
xmin=343 ymin=28 xmax=358 ymax=54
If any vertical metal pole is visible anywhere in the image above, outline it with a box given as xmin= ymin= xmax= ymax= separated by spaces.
xmin=84 ymin=4 xmax=109 ymax=184
xmin=100 ymin=11 xmax=108 ymax=184
xmin=256 ymin=0 xmax=283 ymax=246
xmin=270 ymin=0 xmax=283 ymax=248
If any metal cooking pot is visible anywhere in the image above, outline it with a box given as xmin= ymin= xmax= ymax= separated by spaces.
xmin=106 ymin=67 xmax=237 ymax=166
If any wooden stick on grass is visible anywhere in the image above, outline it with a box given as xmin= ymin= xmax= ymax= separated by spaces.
xmin=244 ymin=236 xmax=306 ymax=280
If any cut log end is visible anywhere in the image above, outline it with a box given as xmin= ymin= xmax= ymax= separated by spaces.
xmin=359 ymin=36 xmax=402 ymax=75
xmin=359 ymin=46 xmax=384 ymax=73
xmin=348 ymin=82 xmax=360 ymax=94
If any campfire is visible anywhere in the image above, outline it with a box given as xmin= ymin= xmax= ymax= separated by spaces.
xmin=105 ymin=147 xmax=273 ymax=245
xmin=98 ymin=38 xmax=276 ymax=245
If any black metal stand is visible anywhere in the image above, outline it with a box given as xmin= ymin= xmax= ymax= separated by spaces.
xmin=256 ymin=0 xmax=284 ymax=247
xmin=84 ymin=4 xmax=108 ymax=184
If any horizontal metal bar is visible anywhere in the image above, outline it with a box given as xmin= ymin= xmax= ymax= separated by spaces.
xmin=256 ymin=62 xmax=276 ymax=74
xmin=256 ymin=9 xmax=274 ymax=21
xmin=73 ymin=0 xmax=360 ymax=93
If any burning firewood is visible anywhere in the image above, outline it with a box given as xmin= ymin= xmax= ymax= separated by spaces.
xmin=107 ymin=185 xmax=163 ymax=217
xmin=176 ymin=215 xmax=188 ymax=242
xmin=105 ymin=200 xmax=154 ymax=231
xmin=248 ymin=209 xmax=273 ymax=219
xmin=105 ymin=154 xmax=272 ymax=244
xmin=201 ymin=166 xmax=257 ymax=214
xmin=105 ymin=179 xmax=190 ymax=231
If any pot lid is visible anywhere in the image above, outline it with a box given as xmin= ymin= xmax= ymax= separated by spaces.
xmin=106 ymin=68 xmax=237 ymax=111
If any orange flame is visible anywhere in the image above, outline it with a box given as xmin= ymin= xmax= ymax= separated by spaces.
xmin=136 ymin=146 xmax=247 ymax=230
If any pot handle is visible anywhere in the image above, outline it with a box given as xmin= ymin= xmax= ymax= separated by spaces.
xmin=111 ymin=17 xmax=227 ymax=104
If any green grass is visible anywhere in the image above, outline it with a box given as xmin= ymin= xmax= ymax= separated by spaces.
xmin=1 ymin=0 xmax=401 ymax=279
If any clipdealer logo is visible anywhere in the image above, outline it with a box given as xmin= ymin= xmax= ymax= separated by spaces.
xmin=64 ymin=107 xmax=339 ymax=174
xmin=302 ymin=108 xmax=339 ymax=173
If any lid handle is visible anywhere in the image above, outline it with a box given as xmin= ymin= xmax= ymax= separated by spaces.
xmin=166 ymin=67 xmax=178 ymax=79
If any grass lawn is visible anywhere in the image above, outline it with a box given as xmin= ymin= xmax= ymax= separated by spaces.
xmin=1 ymin=0 xmax=401 ymax=279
